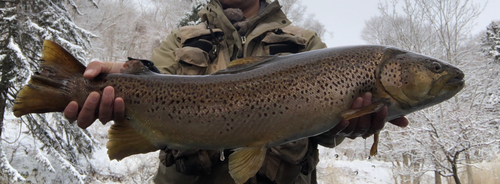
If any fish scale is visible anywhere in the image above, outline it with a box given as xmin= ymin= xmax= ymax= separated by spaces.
xmin=96 ymin=47 xmax=383 ymax=151
xmin=13 ymin=40 xmax=464 ymax=184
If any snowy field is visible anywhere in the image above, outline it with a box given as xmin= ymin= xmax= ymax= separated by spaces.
xmin=2 ymin=113 xmax=395 ymax=183
xmin=316 ymin=147 xmax=394 ymax=184
xmin=2 ymin=113 xmax=159 ymax=183
xmin=2 ymin=113 xmax=499 ymax=183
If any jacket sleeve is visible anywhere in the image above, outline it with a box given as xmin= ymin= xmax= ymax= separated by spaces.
xmin=151 ymin=23 xmax=225 ymax=75
xmin=151 ymin=30 xmax=182 ymax=74
xmin=281 ymin=25 xmax=327 ymax=52
xmin=303 ymin=31 xmax=327 ymax=51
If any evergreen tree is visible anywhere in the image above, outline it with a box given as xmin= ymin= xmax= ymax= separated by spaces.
xmin=177 ymin=0 xmax=207 ymax=27
xmin=0 ymin=0 xmax=97 ymax=183
xmin=483 ymin=21 xmax=500 ymax=61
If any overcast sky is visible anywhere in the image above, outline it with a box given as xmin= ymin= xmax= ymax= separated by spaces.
xmin=301 ymin=0 xmax=500 ymax=47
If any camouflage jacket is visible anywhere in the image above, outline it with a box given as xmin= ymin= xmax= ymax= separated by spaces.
xmin=151 ymin=0 xmax=343 ymax=183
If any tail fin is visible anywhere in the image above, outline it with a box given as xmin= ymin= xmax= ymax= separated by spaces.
xmin=13 ymin=40 xmax=86 ymax=117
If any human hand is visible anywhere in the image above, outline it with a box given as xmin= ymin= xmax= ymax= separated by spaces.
xmin=63 ymin=61 xmax=126 ymax=129
xmin=329 ymin=92 xmax=409 ymax=139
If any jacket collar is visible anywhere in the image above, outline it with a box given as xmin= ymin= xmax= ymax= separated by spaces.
xmin=198 ymin=0 xmax=291 ymax=58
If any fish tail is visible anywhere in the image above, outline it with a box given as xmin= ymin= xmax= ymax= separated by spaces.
xmin=13 ymin=40 xmax=87 ymax=117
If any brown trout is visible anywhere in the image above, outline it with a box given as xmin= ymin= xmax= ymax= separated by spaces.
xmin=13 ymin=40 xmax=464 ymax=183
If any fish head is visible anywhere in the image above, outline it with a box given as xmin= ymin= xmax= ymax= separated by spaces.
xmin=378 ymin=48 xmax=465 ymax=112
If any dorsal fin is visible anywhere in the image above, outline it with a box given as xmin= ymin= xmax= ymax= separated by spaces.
xmin=213 ymin=56 xmax=277 ymax=75
xmin=41 ymin=40 xmax=86 ymax=74
xmin=120 ymin=59 xmax=157 ymax=75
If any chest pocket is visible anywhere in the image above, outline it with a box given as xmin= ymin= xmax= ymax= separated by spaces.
xmin=262 ymin=29 xmax=307 ymax=55
xmin=175 ymin=23 xmax=224 ymax=75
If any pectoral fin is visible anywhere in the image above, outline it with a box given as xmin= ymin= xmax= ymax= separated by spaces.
xmin=340 ymin=98 xmax=391 ymax=120
xmin=228 ymin=147 xmax=267 ymax=184
xmin=370 ymin=132 xmax=379 ymax=156
xmin=341 ymin=99 xmax=390 ymax=157
xmin=107 ymin=119 xmax=159 ymax=160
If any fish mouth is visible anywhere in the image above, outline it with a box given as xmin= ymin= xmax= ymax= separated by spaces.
xmin=429 ymin=71 xmax=465 ymax=96
xmin=444 ymin=70 xmax=465 ymax=88
xmin=445 ymin=77 xmax=465 ymax=86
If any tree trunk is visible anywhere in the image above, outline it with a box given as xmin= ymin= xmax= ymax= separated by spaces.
xmin=0 ymin=56 xmax=15 ymax=138
xmin=465 ymin=152 xmax=473 ymax=184
xmin=412 ymin=152 xmax=421 ymax=184
xmin=403 ymin=153 xmax=410 ymax=184
xmin=0 ymin=90 xmax=5 ymax=138
xmin=451 ymin=162 xmax=461 ymax=184
xmin=434 ymin=170 xmax=442 ymax=184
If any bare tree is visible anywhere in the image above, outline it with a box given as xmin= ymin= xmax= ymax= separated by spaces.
xmin=70 ymin=0 xmax=191 ymax=61
xmin=279 ymin=0 xmax=328 ymax=39
xmin=416 ymin=0 xmax=483 ymax=64
xmin=362 ymin=0 xmax=439 ymax=56
xmin=361 ymin=1 xmax=498 ymax=184
xmin=363 ymin=0 xmax=483 ymax=64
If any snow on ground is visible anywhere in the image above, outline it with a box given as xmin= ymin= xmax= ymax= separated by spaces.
xmin=6 ymin=112 xmax=498 ymax=184
xmin=316 ymin=147 xmax=393 ymax=184
xmin=3 ymin=112 xmax=397 ymax=183
xmin=85 ymin=122 xmax=160 ymax=183
xmin=2 ymin=113 xmax=160 ymax=183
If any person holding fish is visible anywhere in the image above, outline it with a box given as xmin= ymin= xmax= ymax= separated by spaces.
xmin=63 ymin=0 xmax=409 ymax=183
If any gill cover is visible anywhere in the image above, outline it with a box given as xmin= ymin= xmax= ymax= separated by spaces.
xmin=378 ymin=48 xmax=452 ymax=109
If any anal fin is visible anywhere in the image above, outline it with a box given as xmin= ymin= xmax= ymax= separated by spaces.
xmin=228 ymin=147 xmax=267 ymax=184
xmin=107 ymin=120 xmax=159 ymax=160
xmin=370 ymin=132 xmax=379 ymax=156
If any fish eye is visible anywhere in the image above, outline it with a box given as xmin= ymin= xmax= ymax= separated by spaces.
xmin=432 ymin=62 xmax=442 ymax=72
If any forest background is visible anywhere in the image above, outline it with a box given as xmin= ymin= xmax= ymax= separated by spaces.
xmin=0 ymin=0 xmax=499 ymax=183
